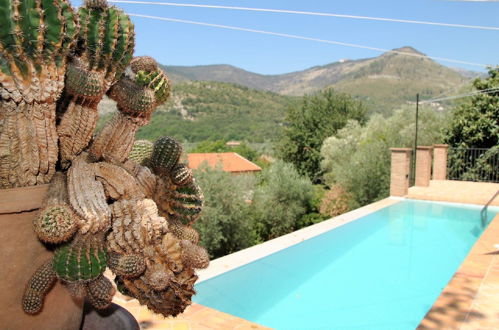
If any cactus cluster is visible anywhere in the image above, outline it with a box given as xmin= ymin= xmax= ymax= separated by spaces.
xmin=5 ymin=0 xmax=210 ymax=318
xmin=0 ymin=0 xmax=78 ymax=187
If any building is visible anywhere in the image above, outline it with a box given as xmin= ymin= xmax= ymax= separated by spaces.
xmin=187 ymin=152 xmax=262 ymax=174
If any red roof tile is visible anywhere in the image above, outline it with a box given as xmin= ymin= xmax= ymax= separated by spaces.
xmin=187 ymin=153 xmax=262 ymax=173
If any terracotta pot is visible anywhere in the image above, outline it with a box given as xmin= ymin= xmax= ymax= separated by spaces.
xmin=0 ymin=185 xmax=83 ymax=330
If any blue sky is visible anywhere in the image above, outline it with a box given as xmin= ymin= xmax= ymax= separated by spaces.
xmin=72 ymin=0 xmax=499 ymax=74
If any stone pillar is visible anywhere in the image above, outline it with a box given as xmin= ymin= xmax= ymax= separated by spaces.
xmin=415 ymin=146 xmax=433 ymax=186
xmin=432 ymin=144 xmax=448 ymax=180
xmin=390 ymin=148 xmax=412 ymax=196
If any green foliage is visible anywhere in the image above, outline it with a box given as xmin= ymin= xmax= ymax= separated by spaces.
xmin=444 ymin=68 xmax=499 ymax=181
xmin=251 ymin=160 xmax=316 ymax=240
xmin=321 ymin=106 xmax=448 ymax=207
xmin=193 ymin=165 xmax=257 ymax=258
xmin=278 ymin=88 xmax=367 ymax=181
xmin=445 ymin=67 xmax=499 ymax=149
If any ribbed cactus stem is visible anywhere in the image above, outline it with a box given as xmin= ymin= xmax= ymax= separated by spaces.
xmin=34 ymin=172 xmax=78 ymax=244
xmin=171 ymin=164 xmax=193 ymax=186
xmin=150 ymin=136 xmax=183 ymax=176
xmin=22 ymin=260 xmax=57 ymax=314
xmin=129 ymin=140 xmax=154 ymax=166
xmin=89 ymin=112 xmax=141 ymax=163
xmin=56 ymin=2 xmax=135 ymax=168
xmin=108 ymin=253 xmax=146 ymax=278
xmin=180 ymin=240 xmax=209 ymax=269
xmin=53 ymin=234 xmax=108 ymax=282
xmin=85 ymin=275 xmax=116 ymax=310
xmin=0 ymin=0 xmax=78 ymax=188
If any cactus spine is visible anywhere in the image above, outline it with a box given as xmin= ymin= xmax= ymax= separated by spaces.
xmin=0 ymin=0 xmax=78 ymax=187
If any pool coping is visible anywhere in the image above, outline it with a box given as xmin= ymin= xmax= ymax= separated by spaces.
xmin=418 ymin=209 xmax=499 ymax=329
xmin=197 ymin=197 xmax=400 ymax=283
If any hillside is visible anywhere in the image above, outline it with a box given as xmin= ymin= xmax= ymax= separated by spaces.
xmin=98 ymin=81 xmax=297 ymax=142
xmin=163 ymin=47 xmax=473 ymax=114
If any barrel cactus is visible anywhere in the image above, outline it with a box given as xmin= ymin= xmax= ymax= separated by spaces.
xmin=0 ymin=0 xmax=78 ymax=188
xmin=57 ymin=0 xmax=135 ymax=168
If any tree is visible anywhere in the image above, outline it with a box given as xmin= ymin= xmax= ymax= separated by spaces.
xmin=278 ymin=88 xmax=367 ymax=182
xmin=193 ymin=165 xmax=257 ymax=258
xmin=321 ymin=106 xmax=448 ymax=207
xmin=445 ymin=67 xmax=499 ymax=149
xmin=250 ymin=160 xmax=315 ymax=240
xmin=444 ymin=67 xmax=499 ymax=181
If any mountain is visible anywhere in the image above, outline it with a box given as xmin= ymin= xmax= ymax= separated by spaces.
xmin=98 ymin=81 xmax=297 ymax=142
xmin=162 ymin=47 xmax=472 ymax=114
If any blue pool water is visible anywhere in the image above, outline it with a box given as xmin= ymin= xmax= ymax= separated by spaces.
xmin=194 ymin=200 xmax=499 ymax=329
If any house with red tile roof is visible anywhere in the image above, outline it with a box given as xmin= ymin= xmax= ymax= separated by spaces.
xmin=187 ymin=152 xmax=262 ymax=174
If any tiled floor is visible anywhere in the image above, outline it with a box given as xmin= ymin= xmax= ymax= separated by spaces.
xmin=407 ymin=180 xmax=499 ymax=206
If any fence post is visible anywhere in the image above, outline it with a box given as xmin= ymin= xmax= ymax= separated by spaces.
xmin=390 ymin=148 xmax=412 ymax=196
xmin=432 ymin=144 xmax=448 ymax=180
xmin=415 ymin=146 xmax=433 ymax=186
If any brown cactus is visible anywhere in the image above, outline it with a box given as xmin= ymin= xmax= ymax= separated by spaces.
xmin=67 ymin=154 xmax=111 ymax=234
xmin=33 ymin=172 xmax=78 ymax=244
xmin=92 ymin=162 xmax=144 ymax=200
xmin=22 ymin=260 xmax=57 ymax=315
xmin=85 ymin=275 xmax=116 ymax=310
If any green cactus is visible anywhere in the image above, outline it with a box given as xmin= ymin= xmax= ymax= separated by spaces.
xmin=107 ymin=77 xmax=156 ymax=119
xmin=150 ymin=136 xmax=183 ymax=176
xmin=22 ymin=260 xmax=57 ymax=315
xmin=171 ymin=163 xmax=193 ymax=186
xmin=53 ymin=234 xmax=107 ymax=282
xmin=0 ymin=0 xmax=77 ymax=87
xmin=76 ymin=0 xmax=134 ymax=80
xmin=129 ymin=140 xmax=154 ymax=165
xmin=108 ymin=253 xmax=146 ymax=278
xmin=170 ymin=181 xmax=204 ymax=225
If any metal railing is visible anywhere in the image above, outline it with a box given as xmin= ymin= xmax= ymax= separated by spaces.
xmin=481 ymin=190 xmax=499 ymax=228
xmin=447 ymin=147 xmax=499 ymax=183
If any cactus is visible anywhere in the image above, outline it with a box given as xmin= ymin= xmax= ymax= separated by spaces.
xmin=85 ymin=275 xmax=115 ymax=310
xmin=120 ymin=160 xmax=157 ymax=198
xmin=92 ymin=162 xmax=144 ymax=200
xmin=170 ymin=180 xmax=204 ymax=225
xmin=67 ymin=154 xmax=111 ymax=234
xmin=89 ymin=57 xmax=171 ymax=163
xmin=57 ymin=0 xmax=135 ymax=167
xmin=0 ymin=0 xmax=78 ymax=188
xmin=108 ymin=253 xmax=146 ymax=278
xmin=180 ymin=240 xmax=209 ymax=269
xmin=129 ymin=140 xmax=154 ymax=166
xmin=150 ymin=136 xmax=183 ymax=176
xmin=22 ymin=260 xmax=57 ymax=314
xmin=53 ymin=234 xmax=107 ymax=283
xmin=33 ymin=173 xmax=78 ymax=244
xmin=171 ymin=163 xmax=193 ymax=186
xmin=167 ymin=217 xmax=200 ymax=244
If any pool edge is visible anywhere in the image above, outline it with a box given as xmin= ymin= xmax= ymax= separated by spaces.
xmin=418 ymin=212 xmax=499 ymax=329
xmin=197 ymin=197 xmax=400 ymax=283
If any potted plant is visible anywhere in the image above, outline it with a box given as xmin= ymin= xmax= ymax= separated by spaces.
xmin=0 ymin=0 xmax=209 ymax=328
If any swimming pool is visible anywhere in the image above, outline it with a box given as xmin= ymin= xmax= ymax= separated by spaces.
xmin=194 ymin=199 xmax=499 ymax=329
